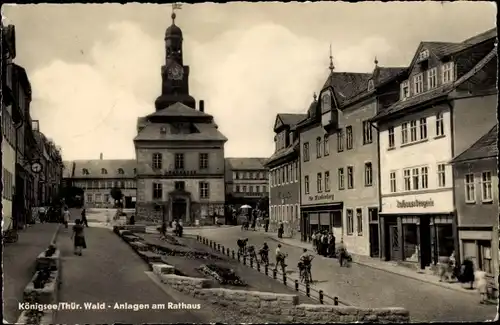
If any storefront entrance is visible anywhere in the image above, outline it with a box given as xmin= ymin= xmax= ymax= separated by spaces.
xmin=301 ymin=203 xmax=343 ymax=242
xmin=389 ymin=225 xmax=401 ymax=260
xmin=168 ymin=190 xmax=191 ymax=223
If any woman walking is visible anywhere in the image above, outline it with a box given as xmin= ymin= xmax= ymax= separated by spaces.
xmin=62 ymin=207 xmax=71 ymax=229
xmin=81 ymin=208 xmax=88 ymax=227
xmin=71 ymin=219 xmax=87 ymax=256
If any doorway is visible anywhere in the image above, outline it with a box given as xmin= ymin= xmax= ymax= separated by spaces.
xmin=369 ymin=223 xmax=380 ymax=257
xmin=172 ymin=198 xmax=187 ymax=221
xmin=389 ymin=225 xmax=401 ymax=260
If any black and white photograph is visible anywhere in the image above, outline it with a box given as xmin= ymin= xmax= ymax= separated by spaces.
xmin=1 ymin=1 xmax=498 ymax=324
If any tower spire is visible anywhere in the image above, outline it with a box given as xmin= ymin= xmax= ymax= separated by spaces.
xmin=374 ymin=56 xmax=379 ymax=67
xmin=171 ymin=3 xmax=182 ymax=24
xmin=328 ymin=43 xmax=335 ymax=73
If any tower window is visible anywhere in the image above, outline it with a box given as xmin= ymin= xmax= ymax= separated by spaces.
xmin=101 ymin=168 xmax=107 ymax=175
xmin=82 ymin=168 xmax=89 ymax=175
xmin=118 ymin=168 xmax=124 ymax=175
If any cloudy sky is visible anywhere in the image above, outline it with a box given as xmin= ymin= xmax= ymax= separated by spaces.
xmin=2 ymin=2 xmax=496 ymax=161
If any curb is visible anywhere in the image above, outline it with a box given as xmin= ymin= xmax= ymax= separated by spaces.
xmin=50 ymin=224 xmax=62 ymax=245
xmin=266 ymin=234 xmax=478 ymax=297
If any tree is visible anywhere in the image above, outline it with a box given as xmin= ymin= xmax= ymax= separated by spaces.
xmin=110 ymin=187 xmax=124 ymax=206
xmin=58 ymin=185 xmax=84 ymax=208
xmin=257 ymin=196 xmax=269 ymax=214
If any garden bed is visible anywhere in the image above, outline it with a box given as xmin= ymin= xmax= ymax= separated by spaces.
xmin=197 ymin=263 xmax=246 ymax=286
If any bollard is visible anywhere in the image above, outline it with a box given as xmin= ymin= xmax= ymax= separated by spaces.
xmin=232 ymin=250 xmax=235 ymax=259
xmin=294 ymin=280 xmax=299 ymax=291
xmin=319 ymin=290 xmax=324 ymax=304
xmin=196 ymin=235 xmax=199 ymax=241
xmin=217 ymin=244 xmax=221 ymax=251
xmin=243 ymin=255 xmax=247 ymax=265
xmin=209 ymin=240 xmax=212 ymax=248
xmin=250 ymin=257 xmax=254 ymax=268
xmin=226 ymin=249 xmax=230 ymax=257
xmin=283 ymin=273 xmax=287 ymax=286
xmin=273 ymin=269 xmax=277 ymax=279
xmin=237 ymin=252 xmax=241 ymax=262
xmin=203 ymin=238 xmax=206 ymax=245
xmin=265 ymin=264 xmax=269 ymax=276
xmin=306 ymin=283 xmax=310 ymax=297
xmin=221 ymin=246 xmax=225 ymax=255
xmin=334 ymin=297 xmax=339 ymax=306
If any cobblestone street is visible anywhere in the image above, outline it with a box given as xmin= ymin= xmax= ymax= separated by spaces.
xmin=190 ymin=227 xmax=497 ymax=322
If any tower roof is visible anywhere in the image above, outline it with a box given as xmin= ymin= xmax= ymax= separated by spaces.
xmin=165 ymin=12 xmax=183 ymax=38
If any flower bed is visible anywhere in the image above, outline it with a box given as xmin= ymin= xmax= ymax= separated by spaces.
xmin=148 ymin=244 xmax=222 ymax=260
xmin=197 ymin=263 xmax=246 ymax=286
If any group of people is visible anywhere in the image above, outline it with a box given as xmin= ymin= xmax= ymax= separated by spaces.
xmin=311 ymin=230 xmax=351 ymax=266
xmin=159 ymin=219 xmax=184 ymax=237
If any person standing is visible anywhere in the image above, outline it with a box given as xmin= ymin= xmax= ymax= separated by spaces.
xmin=70 ymin=219 xmax=86 ymax=256
xmin=38 ymin=206 xmax=46 ymax=223
xmin=81 ymin=208 xmax=88 ymax=227
xmin=62 ymin=207 xmax=71 ymax=229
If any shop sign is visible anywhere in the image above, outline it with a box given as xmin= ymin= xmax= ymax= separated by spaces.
xmin=396 ymin=199 xmax=434 ymax=209
xmin=308 ymin=193 xmax=334 ymax=202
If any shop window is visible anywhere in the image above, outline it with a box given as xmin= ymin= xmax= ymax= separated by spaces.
xmin=435 ymin=224 xmax=454 ymax=258
xmin=478 ymin=241 xmax=492 ymax=274
xmin=403 ymin=223 xmax=419 ymax=262
xmin=462 ymin=240 xmax=478 ymax=269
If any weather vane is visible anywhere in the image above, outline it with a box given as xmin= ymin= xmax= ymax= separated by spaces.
xmin=171 ymin=3 xmax=183 ymax=23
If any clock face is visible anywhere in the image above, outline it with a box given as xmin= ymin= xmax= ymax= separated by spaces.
xmin=31 ymin=162 xmax=42 ymax=174
xmin=167 ymin=64 xmax=184 ymax=81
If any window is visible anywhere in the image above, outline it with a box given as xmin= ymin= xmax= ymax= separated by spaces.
xmin=199 ymin=182 xmax=210 ymax=199
xmin=239 ymin=172 xmax=244 ymax=179
xmin=303 ymin=142 xmax=310 ymax=162
xmin=427 ymin=67 xmax=438 ymax=89
xmin=263 ymin=186 xmax=267 ymax=193
xmin=86 ymin=194 xmax=93 ymax=202
xmin=481 ymin=172 xmax=492 ymax=202
xmin=325 ymin=171 xmax=330 ymax=192
xmin=388 ymin=127 xmax=395 ymax=148
xmin=364 ymin=162 xmax=373 ymax=187
xmin=363 ymin=121 xmax=373 ymax=144
xmin=175 ymin=153 xmax=184 ymax=169
xmin=284 ymin=166 xmax=289 ymax=183
xmin=346 ymin=209 xmax=354 ymax=235
xmin=153 ymin=183 xmax=163 ymax=199
xmin=324 ymin=135 xmax=330 ymax=156
xmin=294 ymin=161 xmax=298 ymax=181
xmin=1 ymin=168 xmax=13 ymax=200
xmin=412 ymin=168 xmax=419 ymax=190
xmin=401 ymin=123 xmax=408 ymax=144
xmin=82 ymin=168 xmax=89 ymax=175
xmin=419 ymin=118 xmax=427 ymax=140
xmin=356 ymin=208 xmax=363 ymax=236
xmin=419 ymin=49 xmax=429 ymax=60
xmin=437 ymin=164 xmax=446 ymax=187
xmin=346 ymin=126 xmax=353 ymax=150
xmin=410 ymin=120 xmax=417 ymax=142
xmin=199 ymin=153 xmax=209 ymax=169
xmin=317 ymin=173 xmax=323 ymax=193
xmin=95 ymin=194 xmax=102 ymax=202
xmin=413 ymin=73 xmax=424 ymax=94
xmin=304 ymin=176 xmax=309 ymax=194
xmin=256 ymin=185 xmax=260 ymax=193
xmin=390 ymin=172 xmax=397 ymax=193
xmin=347 ymin=166 xmax=354 ymax=189
xmin=338 ymin=168 xmax=345 ymax=190
xmin=442 ymin=62 xmax=454 ymax=84
xmin=436 ymin=112 xmax=444 ymax=136
xmin=104 ymin=194 xmax=110 ymax=203
xmin=404 ymin=169 xmax=411 ymax=191
xmin=242 ymin=186 xmax=247 ymax=192
xmin=152 ymin=153 xmax=162 ymax=169
xmin=367 ymin=79 xmax=374 ymax=91
xmin=316 ymin=137 xmax=322 ymax=158
xmin=421 ymin=167 xmax=428 ymax=189
xmin=235 ymin=185 xmax=240 ymax=192
xmin=175 ymin=181 xmax=185 ymax=191
xmin=337 ymin=129 xmax=344 ymax=152
xmin=479 ymin=242 xmax=492 ymax=274
xmin=400 ymin=80 xmax=410 ymax=99
xmin=101 ymin=168 xmax=107 ymax=174
xmin=118 ymin=168 xmax=124 ymax=175
xmin=465 ymin=174 xmax=475 ymax=203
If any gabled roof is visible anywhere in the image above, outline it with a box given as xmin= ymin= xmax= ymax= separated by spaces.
xmin=462 ymin=27 xmax=497 ymax=45
xmin=274 ymin=113 xmax=308 ymax=132
xmin=134 ymin=122 xmax=227 ymax=142
xmin=322 ymin=72 xmax=373 ymax=107
xmin=451 ymin=124 xmax=498 ymax=163
xmin=225 ymin=158 xmax=268 ymax=171
xmin=147 ymin=102 xmax=213 ymax=119
xmin=71 ymin=159 xmax=137 ymax=179
xmin=372 ymin=47 xmax=497 ymax=123
xmin=264 ymin=139 xmax=299 ymax=167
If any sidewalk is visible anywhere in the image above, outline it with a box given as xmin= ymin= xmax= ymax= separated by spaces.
xmin=3 ymin=223 xmax=60 ymax=323
xmin=265 ymin=231 xmax=478 ymax=296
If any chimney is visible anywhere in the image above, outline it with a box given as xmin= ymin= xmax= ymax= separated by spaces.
xmin=100 ymin=153 xmax=103 ymax=160
xmin=199 ymin=100 xmax=205 ymax=112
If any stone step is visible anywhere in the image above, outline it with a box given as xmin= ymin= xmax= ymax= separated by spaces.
xmin=122 ymin=235 xmax=140 ymax=242
xmin=130 ymin=241 xmax=149 ymax=251
xmin=152 ymin=263 xmax=176 ymax=275
xmin=138 ymin=251 xmax=163 ymax=263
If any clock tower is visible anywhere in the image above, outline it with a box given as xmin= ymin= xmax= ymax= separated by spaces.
xmin=154 ymin=11 xmax=196 ymax=111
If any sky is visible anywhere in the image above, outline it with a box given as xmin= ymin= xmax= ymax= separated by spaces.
xmin=2 ymin=2 xmax=496 ymax=161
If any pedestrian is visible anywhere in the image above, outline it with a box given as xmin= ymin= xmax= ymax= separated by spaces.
xmin=459 ymin=257 xmax=475 ymax=289
xmin=328 ymin=232 xmax=336 ymax=257
xmin=81 ymin=208 xmax=88 ymax=227
xmin=321 ymin=232 xmax=328 ymax=256
xmin=251 ymin=216 xmax=256 ymax=231
xmin=38 ymin=206 xmax=46 ymax=223
xmin=311 ymin=232 xmax=317 ymax=252
xmin=264 ymin=217 xmax=269 ymax=232
xmin=475 ymin=269 xmax=488 ymax=304
xmin=62 ymin=206 xmax=71 ymax=229
xmin=278 ymin=222 xmax=284 ymax=238
xmin=129 ymin=214 xmax=135 ymax=225
xmin=70 ymin=219 xmax=86 ymax=256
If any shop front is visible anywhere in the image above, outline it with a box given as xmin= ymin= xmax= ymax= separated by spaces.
xmin=380 ymin=190 xmax=456 ymax=269
xmin=300 ymin=202 xmax=343 ymax=242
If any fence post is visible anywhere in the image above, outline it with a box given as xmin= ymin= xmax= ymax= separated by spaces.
xmin=273 ymin=269 xmax=277 ymax=279
xmin=334 ymin=297 xmax=339 ymax=306
xmin=221 ymin=246 xmax=225 ymax=254
xmin=294 ymin=280 xmax=299 ymax=291
xmin=232 ymin=250 xmax=235 ymax=259
xmin=250 ymin=257 xmax=254 ymax=268
xmin=226 ymin=249 xmax=230 ymax=257
xmin=217 ymin=244 xmax=221 ymax=251
xmin=283 ymin=273 xmax=287 ymax=286
xmin=319 ymin=290 xmax=324 ymax=304
xmin=243 ymin=255 xmax=247 ymax=265
xmin=265 ymin=264 xmax=269 ymax=276
xmin=306 ymin=283 xmax=310 ymax=297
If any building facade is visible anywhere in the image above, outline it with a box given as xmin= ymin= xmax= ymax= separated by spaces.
xmin=372 ymin=28 xmax=497 ymax=268
xmin=64 ymin=155 xmax=137 ymax=208
xmin=133 ymin=13 xmax=227 ymax=225
xmin=266 ymin=114 xmax=305 ymax=238
xmin=451 ymin=125 xmax=498 ymax=279
xmin=225 ymin=158 xmax=268 ymax=208
xmin=297 ymin=63 xmax=404 ymax=256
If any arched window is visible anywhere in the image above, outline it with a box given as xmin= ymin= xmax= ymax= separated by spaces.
xmin=101 ymin=168 xmax=107 ymax=174
xmin=316 ymin=137 xmax=322 ymax=158
xmin=118 ymin=168 xmax=125 ymax=175
xmin=82 ymin=168 xmax=89 ymax=175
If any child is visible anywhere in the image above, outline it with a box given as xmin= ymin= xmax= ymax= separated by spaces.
xmin=474 ymin=270 xmax=488 ymax=304
xmin=71 ymin=219 xmax=86 ymax=256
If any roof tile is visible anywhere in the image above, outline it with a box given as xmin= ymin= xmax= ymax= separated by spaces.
xmin=225 ymin=158 xmax=268 ymax=170
xmin=71 ymin=159 xmax=137 ymax=178
xmin=452 ymin=124 xmax=498 ymax=163
xmin=134 ymin=122 xmax=227 ymax=142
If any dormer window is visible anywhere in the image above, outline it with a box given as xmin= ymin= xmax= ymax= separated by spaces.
xmin=101 ymin=168 xmax=108 ymax=174
xmin=413 ymin=73 xmax=424 ymax=95
xmin=367 ymin=79 xmax=375 ymax=91
xmin=442 ymin=62 xmax=454 ymax=84
xmin=400 ymin=80 xmax=410 ymax=100
xmin=321 ymin=93 xmax=331 ymax=114
xmin=82 ymin=168 xmax=89 ymax=175
xmin=427 ymin=67 xmax=438 ymax=89
xmin=418 ymin=49 xmax=430 ymax=61
xmin=118 ymin=168 xmax=125 ymax=175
